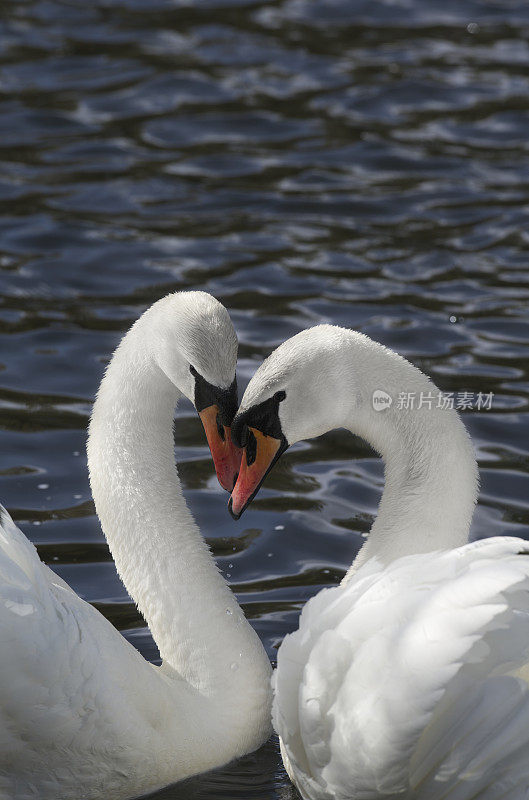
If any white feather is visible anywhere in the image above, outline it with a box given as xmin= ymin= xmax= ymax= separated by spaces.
xmin=274 ymin=539 xmax=529 ymax=800
xmin=0 ymin=292 xmax=271 ymax=800
xmin=238 ymin=325 xmax=529 ymax=799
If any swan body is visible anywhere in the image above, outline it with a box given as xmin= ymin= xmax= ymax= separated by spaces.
xmin=0 ymin=292 xmax=271 ymax=800
xmin=274 ymin=538 xmax=529 ymax=800
xmin=229 ymin=324 xmax=529 ymax=799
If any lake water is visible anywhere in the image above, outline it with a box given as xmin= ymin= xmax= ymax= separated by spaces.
xmin=1 ymin=0 xmax=529 ymax=797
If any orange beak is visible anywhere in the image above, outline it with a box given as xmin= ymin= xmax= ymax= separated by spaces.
xmin=199 ymin=405 xmax=243 ymax=492
xmin=228 ymin=428 xmax=285 ymax=519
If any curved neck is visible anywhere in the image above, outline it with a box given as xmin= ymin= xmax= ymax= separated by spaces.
xmin=87 ymin=323 xmax=271 ymax=713
xmin=322 ymin=334 xmax=479 ymax=572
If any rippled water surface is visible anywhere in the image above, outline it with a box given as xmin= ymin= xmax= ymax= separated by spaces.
xmin=1 ymin=0 xmax=529 ymax=796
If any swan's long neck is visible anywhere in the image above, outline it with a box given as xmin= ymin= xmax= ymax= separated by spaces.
xmin=323 ymin=333 xmax=479 ymax=571
xmin=87 ymin=321 xmax=270 ymax=718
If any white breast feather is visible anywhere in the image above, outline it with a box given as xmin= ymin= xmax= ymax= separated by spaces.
xmin=273 ymin=537 xmax=529 ymax=800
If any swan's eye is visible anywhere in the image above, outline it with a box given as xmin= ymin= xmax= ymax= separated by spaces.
xmin=216 ymin=412 xmax=225 ymax=441
xmin=246 ymin=430 xmax=257 ymax=466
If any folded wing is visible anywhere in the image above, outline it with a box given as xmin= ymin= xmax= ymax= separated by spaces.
xmin=274 ymin=537 xmax=529 ymax=800
xmin=0 ymin=506 xmax=169 ymax=797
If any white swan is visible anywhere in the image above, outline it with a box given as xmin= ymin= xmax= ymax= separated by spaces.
xmin=0 ymin=291 xmax=272 ymax=800
xmin=228 ymin=324 xmax=529 ymax=800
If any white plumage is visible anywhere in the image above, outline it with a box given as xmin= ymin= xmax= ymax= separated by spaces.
xmin=0 ymin=504 xmax=171 ymax=799
xmin=233 ymin=324 xmax=529 ymax=799
xmin=0 ymin=292 xmax=272 ymax=800
xmin=274 ymin=539 xmax=529 ymax=800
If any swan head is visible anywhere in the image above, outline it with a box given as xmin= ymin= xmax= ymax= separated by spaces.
xmin=228 ymin=325 xmax=349 ymax=518
xmin=151 ymin=291 xmax=243 ymax=492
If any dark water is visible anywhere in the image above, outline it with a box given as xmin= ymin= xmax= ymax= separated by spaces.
xmin=1 ymin=0 xmax=529 ymax=796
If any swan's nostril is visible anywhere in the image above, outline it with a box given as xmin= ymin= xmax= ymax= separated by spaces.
xmin=216 ymin=413 xmax=225 ymax=441
xmin=234 ymin=471 xmax=239 ymax=485
xmin=246 ymin=430 xmax=257 ymax=466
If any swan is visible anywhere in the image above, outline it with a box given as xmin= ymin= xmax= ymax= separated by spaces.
xmin=0 ymin=291 xmax=272 ymax=800
xmin=228 ymin=324 xmax=529 ymax=800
